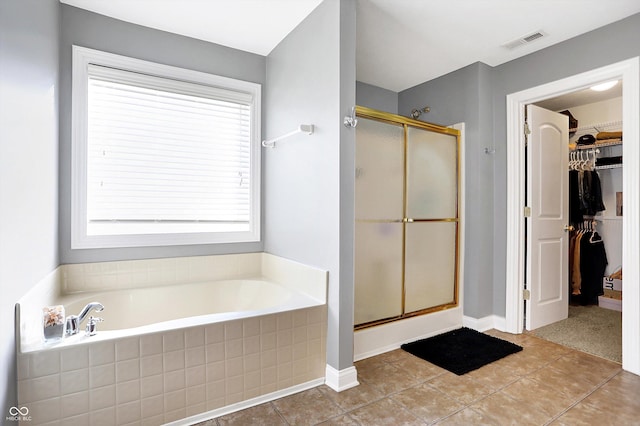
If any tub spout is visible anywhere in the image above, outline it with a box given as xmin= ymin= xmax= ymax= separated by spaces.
xmin=65 ymin=302 xmax=104 ymax=336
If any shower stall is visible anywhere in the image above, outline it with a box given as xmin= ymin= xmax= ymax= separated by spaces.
xmin=354 ymin=106 xmax=461 ymax=330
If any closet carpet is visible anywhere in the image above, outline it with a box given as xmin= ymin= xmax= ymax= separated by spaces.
xmin=530 ymin=305 xmax=622 ymax=363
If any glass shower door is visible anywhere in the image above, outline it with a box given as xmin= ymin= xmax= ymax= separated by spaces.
xmin=354 ymin=106 xmax=460 ymax=329
xmin=404 ymin=127 xmax=458 ymax=313
xmin=354 ymin=117 xmax=404 ymax=325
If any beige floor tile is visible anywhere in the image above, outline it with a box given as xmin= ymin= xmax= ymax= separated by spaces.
xmin=201 ymin=331 xmax=638 ymax=426
xmin=465 ymin=361 xmax=521 ymax=390
xmin=501 ymin=377 xmax=576 ymax=418
xmin=484 ymin=329 xmax=537 ymax=347
xmin=471 ymin=391 xmax=552 ymax=425
xmin=489 ymin=351 xmax=542 ymax=376
xmin=377 ymin=348 xmax=414 ymax=363
xmin=348 ymin=398 xmax=426 ymax=426
xmin=435 ymin=407 xmax=499 ymax=425
xmin=317 ymin=382 xmax=384 ymax=412
xmin=546 ymin=352 xmax=621 ymax=387
xmin=315 ymin=414 xmax=360 ymax=425
xmin=354 ymin=355 xmax=387 ymax=374
xmin=357 ymin=362 xmax=421 ymax=395
xmin=600 ymin=370 xmax=640 ymax=400
xmin=388 ymin=354 xmax=448 ymax=382
xmin=427 ymin=371 xmax=493 ymax=405
xmin=552 ymin=399 xmax=623 ymax=426
xmin=525 ymin=337 xmax=573 ymax=355
xmin=216 ymin=403 xmax=286 ymax=425
xmin=272 ymin=388 xmax=343 ymax=425
xmin=517 ymin=342 xmax=568 ymax=366
xmin=525 ymin=364 xmax=596 ymax=402
xmin=194 ymin=419 xmax=217 ymax=426
xmin=391 ymin=383 xmax=465 ymax=423
xmin=573 ymin=373 xmax=640 ymax=422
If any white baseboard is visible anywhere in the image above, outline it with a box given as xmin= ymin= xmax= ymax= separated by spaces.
xmin=492 ymin=315 xmax=507 ymax=331
xmin=325 ymin=364 xmax=359 ymax=392
xmin=168 ymin=377 xmax=325 ymax=425
xmin=463 ymin=315 xmax=507 ymax=332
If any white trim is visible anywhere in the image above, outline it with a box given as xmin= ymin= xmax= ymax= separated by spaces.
xmin=71 ymin=45 xmax=262 ymax=249
xmin=164 ymin=377 xmax=325 ymax=425
xmin=325 ymin=365 xmax=359 ymax=392
xmin=463 ymin=315 xmax=505 ymax=332
xmin=452 ymin=122 xmax=466 ymax=326
xmin=354 ymin=307 xmax=462 ymax=361
xmin=505 ymin=57 xmax=640 ymax=375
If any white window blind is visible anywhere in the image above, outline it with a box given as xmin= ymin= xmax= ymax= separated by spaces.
xmin=87 ymin=65 xmax=252 ymax=236
xmin=71 ymin=46 xmax=261 ymax=248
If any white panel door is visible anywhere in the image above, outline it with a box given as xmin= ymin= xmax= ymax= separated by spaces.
xmin=526 ymin=104 xmax=569 ymax=330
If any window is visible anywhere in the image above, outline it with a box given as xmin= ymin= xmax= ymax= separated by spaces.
xmin=72 ymin=46 xmax=261 ymax=248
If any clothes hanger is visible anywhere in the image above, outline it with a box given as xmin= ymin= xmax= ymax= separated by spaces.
xmin=579 ymin=151 xmax=587 ymax=170
xmin=589 ymin=221 xmax=602 ymax=243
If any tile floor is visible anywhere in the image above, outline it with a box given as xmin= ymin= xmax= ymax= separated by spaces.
xmin=196 ymin=330 xmax=640 ymax=425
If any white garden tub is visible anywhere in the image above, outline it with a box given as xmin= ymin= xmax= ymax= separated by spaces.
xmin=16 ymin=253 xmax=328 ymax=425
xmin=58 ymin=278 xmax=322 ymax=337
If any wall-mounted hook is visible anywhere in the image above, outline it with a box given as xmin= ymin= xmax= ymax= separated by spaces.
xmin=344 ymin=106 xmax=358 ymax=128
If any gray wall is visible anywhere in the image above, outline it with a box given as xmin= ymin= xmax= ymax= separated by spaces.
xmin=265 ymin=0 xmax=356 ymax=370
xmin=356 ymin=80 xmax=398 ymax=114
xmin=490 ymin=12 xmax=640 ymax=316
xmin=398 ymin=62 xmax=495 ymax=319
xmin=397 ymin=13 xmax=640 ymax=319
xmin=59 ymin=4 xmax=267 ymax=264
xmin=338 ymin=0 xmax=357 ymax=371
xmin=0 ymin=0 xmax=60 ymax=414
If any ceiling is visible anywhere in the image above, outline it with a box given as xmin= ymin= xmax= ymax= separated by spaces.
xmin=535 ymin=82 xmax=623 ymax=111
xmin=61 ymin=0 xmax=640 ymax=93
xmin=59 ymin=0 xmax=325 ymax=56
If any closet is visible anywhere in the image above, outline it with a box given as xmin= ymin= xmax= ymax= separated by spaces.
xmin=534 ymin=87 xmax=623 ymax=313
xmin=568 ymin=113 xmax=623 ymax=310
xmin=353 ymin=106 xmax=460 ymax=329
xmin=526 ymin=89 xmax=624 ymax=362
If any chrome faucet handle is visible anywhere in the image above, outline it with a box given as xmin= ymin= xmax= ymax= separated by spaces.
xmin=85 ymin=316 xmax=104 ymax=336
xmin=64 ymin=302 xmax=105 ymax=337
xmin=65 ymin=315 xmax=79 ymax=336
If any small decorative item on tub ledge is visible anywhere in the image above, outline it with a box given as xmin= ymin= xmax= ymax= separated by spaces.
xmin=43 ymin=305 xmax=65 ymax=341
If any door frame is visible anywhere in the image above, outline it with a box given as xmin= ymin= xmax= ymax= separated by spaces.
xmin=505 ymin=57 xmax=640 ymax=375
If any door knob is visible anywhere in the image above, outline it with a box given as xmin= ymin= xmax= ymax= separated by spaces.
xmin=563 ymin=225 xmax=575 ymax=232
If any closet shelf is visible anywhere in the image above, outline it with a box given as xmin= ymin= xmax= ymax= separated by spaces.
xmin=571 ymin=139 xmax=622 ymax=150
xmin=595 ymin=163 xmax=622 ymax=170
xmin=574 ymin=120 xmax=623 ymax=133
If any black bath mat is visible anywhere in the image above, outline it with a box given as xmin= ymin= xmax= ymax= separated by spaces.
xmin=401 ymin=327 xmax=523 ymax=375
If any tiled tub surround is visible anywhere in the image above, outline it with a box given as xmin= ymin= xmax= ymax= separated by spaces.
xmin=16 ymin=253 xmax=328 ymax=425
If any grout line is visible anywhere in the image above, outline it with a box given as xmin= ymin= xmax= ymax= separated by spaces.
xmin=543 ymin=368 xmax=623 ymax=425
xmin=269 ymin=401 xmax=292 ymax=425
xmin=207 ymin=343 xmax=626 ymax=426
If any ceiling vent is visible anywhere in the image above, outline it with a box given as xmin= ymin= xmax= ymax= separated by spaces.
xmin=502 ymin=30 xmax=546 ymax=50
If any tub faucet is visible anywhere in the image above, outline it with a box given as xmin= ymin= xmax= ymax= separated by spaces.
xmin=65 ymin=302 xmax=104 ymax=336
